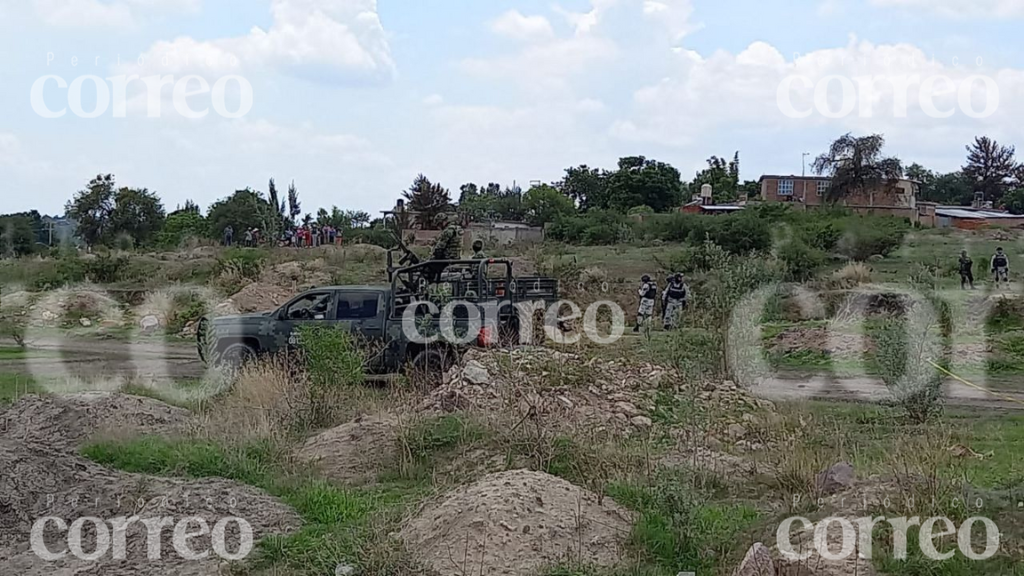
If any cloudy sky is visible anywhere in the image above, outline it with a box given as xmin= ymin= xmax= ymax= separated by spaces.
xmin=1 ymin=0 xmax=1022 ymax=216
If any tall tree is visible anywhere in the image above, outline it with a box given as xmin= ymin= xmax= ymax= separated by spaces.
xmin=690 ymin=153 xmax=741 ymax=203
xmin=523 ymin=184 xmax=576 ymax=226
xmin=108 ymin=187 xmax=166 ymax=246
xmin=604 ymin=156 xmax=684 ymax=212
xmin=287 ymin=181 xmax=302 ymax=224
xmin=206 ymin=189 xmax=272 ymax=237
xmin=558 ymin=166 xmax=606 ymax=211
xmin=812 ymin=133 xmax=903 ymax=203
xmin=0 ymin=213 xmax=39 ymax=257
xmin=963 ymin=136 xmax=1018 ymax=204
xmin=403 ymin=174 xmax=452 ymax=230
xmin=66 ymin=174 xmax=117 ymax=246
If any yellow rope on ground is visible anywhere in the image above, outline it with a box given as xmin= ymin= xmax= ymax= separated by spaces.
xmin=927 ymin=360 xmax=1024 ymax=407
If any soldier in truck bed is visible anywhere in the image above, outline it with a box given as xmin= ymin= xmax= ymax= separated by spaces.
xmin=431 ymin=214 xmax=463 ymax=261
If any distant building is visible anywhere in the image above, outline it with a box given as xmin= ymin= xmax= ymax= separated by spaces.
xmin=758 ymin=175 xmax=936 ymax=226
xmin=935 ymin=207 xmax=1024 ymax=230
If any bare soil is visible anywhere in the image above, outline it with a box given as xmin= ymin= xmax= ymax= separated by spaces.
xmin=399 ymin=469 xmax=633 ymax=576
xmin=292 ymin=414 xmax=399 ymax=485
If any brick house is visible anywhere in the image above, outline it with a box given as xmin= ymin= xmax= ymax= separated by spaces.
xmin=759 ymin=175 xmax=935 ymax=226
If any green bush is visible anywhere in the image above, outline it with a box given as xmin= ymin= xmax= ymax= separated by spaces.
xmin=297 ymin=324 xmax=365 ymax=427
xmin=217 ymin=247 xmax=267 ymax=280
xmin=348 ymin=226 xmax=396 ymax=249
xmin=870 ymin=319 xmax=943 ymax=423
xmin=837 ymin=217 xmax=909 ymax=261
xmin=777 ymin=238 xmax=826 ymax=281
xmin=549 ymin=210 xmax=631 ymax=246
xmin=82 ymin=253 xmax=132 ymax=283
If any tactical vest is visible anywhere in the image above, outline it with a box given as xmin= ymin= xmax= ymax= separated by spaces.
xmin=642 ymin=283 xmax=657 ymax=300
xmin=666 ymin=283 xmax=686 ymax=300
xmin=994 ymin=254 xmax=1008 ymax=268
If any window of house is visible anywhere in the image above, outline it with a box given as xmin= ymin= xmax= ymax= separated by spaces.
xmin=336 ymin=293 xmax=381 ymax=320
xmin=778 ymin=180 xmax=794 ymax=196
xmin=817 ymin=181 xmax=830 ymax=196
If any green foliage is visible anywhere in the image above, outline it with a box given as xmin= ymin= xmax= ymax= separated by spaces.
xmin=298 ymin=325 xmax=365 ymax=427
xmin=689 ymin=212 xmax=772 ymax=255
xmin=347 ymin=226 xmax=397 ymax=249
xmin=0 ymin=213 xmax=41 ymax=257
xmin=837 ymin=217 xmax=910 ymax=260
xmin=523 ymin=184 xmax=576 ymax=225
xmin=82 ymin=253 xmax=132 ymax=283
xmin=216 ymin=247 xmax=267 ymax=280
xmin=66 ymin=174 xmax=166 ymax=247
xmin=1003 ymin=188 xmax=1024 ymax=215
xmin=688 ymin=152 xmax=740 ymax=203
xmin=812 ymin=133 xmax=903 ymax=203
xmin=964 ymin=136 xmax=1017 ymax=204
xmin=549 ymin=210 xmax=631 ymax=246
xmin=607 ymin=471 xmax=759 ymax=575
xmin=158 ymin=206 xmax=207 ymax=248
xmin=459 ymin=182 xmax=527 ymax=222
xmin=777 ymin=238 xmax=826 ymax=281
xmin=206 ymin=188 xmax=274 ymax=239
xmin=403 ymin=174 xmax=452 ymax=230
xmin=869 ymin=319 xmax=943 ymax=423
xmin=604 ymin=156 xmax=684 ymax=213
xmin=401 ymin=415 xmax=484 ymax=459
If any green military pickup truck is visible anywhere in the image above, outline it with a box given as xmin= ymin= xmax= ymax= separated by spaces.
xmin=198 ymin=258 xmax=558 ymax=375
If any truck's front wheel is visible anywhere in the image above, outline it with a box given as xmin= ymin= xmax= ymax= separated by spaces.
xmin=218 ymin=342 xmax=257 ymax=371
xmin=408 ymin=348 xmax=453 ymax=385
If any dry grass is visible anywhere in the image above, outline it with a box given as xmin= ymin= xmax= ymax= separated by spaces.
xmin=831 ymin=261 xmax=874 ymax=289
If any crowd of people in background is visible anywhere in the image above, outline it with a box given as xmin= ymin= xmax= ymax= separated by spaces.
xmin=221 ymin=224 xmax=343 ymax=249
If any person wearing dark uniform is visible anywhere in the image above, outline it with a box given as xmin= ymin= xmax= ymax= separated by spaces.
xmin=958 ymin=250 xmax=974 ymax=290
xmin=634 ymin=274 xmax=657 ymax=333
xmin=991 ymin=247 xmax=1010 ymax=284
xmin=662 ymin=273 xmax=689 ymax=329
xmin=472 ymin=240 xmax=486 ymax=259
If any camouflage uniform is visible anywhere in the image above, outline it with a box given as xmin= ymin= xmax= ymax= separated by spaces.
xmin=634 ymin=276 xmax=657 ymax=332
xmin=662 ymin=275 xmax=688 ymax=330
xmin=432 ymin=222 xmax=463 ymax=260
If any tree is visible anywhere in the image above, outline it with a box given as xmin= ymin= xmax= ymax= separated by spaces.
xmin=690 ymin=153 xmax=740 ymax=203
xmin=604 ymin=156 xmax=684 ymax=213
xmin=108 ymin=187 xmax=166 ymax=246
xmin=207 ymin=189 xmax=273 ymax=238
xmin=523 ymin=184 xmax=576 ymax=226
xmin=66 ymin=174 xmax=116 ymax=246
xmin=963 ymin=136 xmax=1018 ymax=204
xmin=558 ymin=165 xmax=606 ymax=211
xmin=265 ymin=178 xmax=288 ymax=238
xmin=158 ymin=204 xmax=207 ymax=247
xmin=812 ymin=133 xmax=903 ymax=203
xmin=403 ymin=174 xmax=451 ymax=230
xmin=1003 ymin=188 xmax=1024 ymax=215
xmin=909 ymin=166 xmax=974 ymax=206
xmin=0 ymin=213 xmax=39 ymax=257
xmin=287 ymin=181 xmax=302 ymax=224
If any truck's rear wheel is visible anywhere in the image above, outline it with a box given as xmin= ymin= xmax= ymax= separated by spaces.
xmin=408 ymin=348 xmax=453 ymax=385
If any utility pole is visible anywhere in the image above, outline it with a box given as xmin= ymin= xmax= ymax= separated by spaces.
xmin=802 ymin=152 xmax=810 ymax=177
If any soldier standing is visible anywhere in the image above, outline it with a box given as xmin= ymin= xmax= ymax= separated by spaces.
xmin=431 ymin=214 xmax=463 ymax=260
xmin=958 ymin=250 xmax=975 ymax=290
xmin=662 ymin=273 xmax=689 ymax=329
xmin=634 ymin=274 xmax=658 ymax=333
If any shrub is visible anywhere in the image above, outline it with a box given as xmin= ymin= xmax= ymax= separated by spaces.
xmin=777 ymin=238 xmax=826 ymax=281
xmin=837 ymin=218 xmax=909 ymax=261
xmin=82 ymin=254 xmax=131 ymax=283
xmin=217 ymin=248 xmax=267 ymax=281
xmin=0 ymin=313 xmax=25 ymax=347
xmin=297 ymin=325 xmax=366 ymax=427
xmin=549 ymin=210 xmax=631 ymax=246
xmin=870 ymin=319 xmax=944 ymax=423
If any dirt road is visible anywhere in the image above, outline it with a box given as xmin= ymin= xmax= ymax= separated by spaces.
xmin=751 ymin=371 xmax=1024 ymax=411
xmin=0 ymin=336 xmax=206 ymax=382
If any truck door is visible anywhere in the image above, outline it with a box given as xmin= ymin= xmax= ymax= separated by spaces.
xmin=281 ymin=290 xmax=337 ymax=346
xmin=335 ymin=290 xmax=387 ymax=372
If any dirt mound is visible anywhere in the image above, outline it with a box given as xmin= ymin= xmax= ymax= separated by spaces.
xmin=293 ymin=414 xmax=398 ymax=485
xmin=399 ymin=469 xmax=632 ymax=576
xmin=0 ymin=393 xmax=194 ymax=452
xmin=771 ymin=326 xmax=874 ymax=358
xmin=424 ymin=348 xmax=770 ymax=435
xmin=0 ymin=439 xmax=301 ymax=575
xmin=261 ymin=260 xmax=331 ymax=289
xmin=27 ymin=287 xmax=123 ymax=327
xmin=225 ymin=283 xmax=294 ymax=314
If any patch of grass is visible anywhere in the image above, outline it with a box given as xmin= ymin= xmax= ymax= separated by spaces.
xmin=0 ymin=372 xmax=40 ymax=404
xmin=873 ymin=524 xmax=1024 ymax=576
xmin=606 ymin=471 xmax=759 ymax=575
xmin=0 ymin=346 xmax=28 ymax=360
xmin=82 ymin=436 xmax=427 ymax=575
xmin=402 ymin=414 xmax=486 ymax=460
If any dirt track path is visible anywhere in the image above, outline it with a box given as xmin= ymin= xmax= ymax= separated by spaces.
xmin=0 ymin=337 xmax=205 ymax=381
xmin=751 ymin=372 xmax=1024 ymax=411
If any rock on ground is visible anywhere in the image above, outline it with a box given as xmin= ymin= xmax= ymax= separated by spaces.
xmin=732 ymin=543 xmax=774 ymax=576
xmin=0 ymin=393 xmax=194 ymax=452
xmin=293 ymin=415 xmax=398 ymax=485
xmin=0 ymin=438 xmax=301 ymax=575
xmin=815 ymin=462 xmax=856 ymax=496
xmin=399 ymin=469 xmax=633 ymax=576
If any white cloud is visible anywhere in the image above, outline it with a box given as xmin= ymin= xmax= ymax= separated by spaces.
xmin=423 ymin=94 xmax=444 ymax=106
xmin=612 ymin=37 xmax=1024 ymax=167
xmin=870 ymin=0 xmax=1024 ymax=18
xmin=642 ymin=0 xmax=697 ymax=43
xmin=491 ymin=10 xmax=554 ymax=41
xmin=121 ymin=0 xmax=394 ymax=84
xmin=32 ymin=0 xmax=199 ymax=28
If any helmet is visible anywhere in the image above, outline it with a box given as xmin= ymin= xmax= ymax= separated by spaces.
xmin=641 ymin=274 xmax=651 ymax=283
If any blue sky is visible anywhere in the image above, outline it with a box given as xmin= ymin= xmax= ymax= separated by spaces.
xmin=2 ymin=0 xmax=1023 ymax=216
